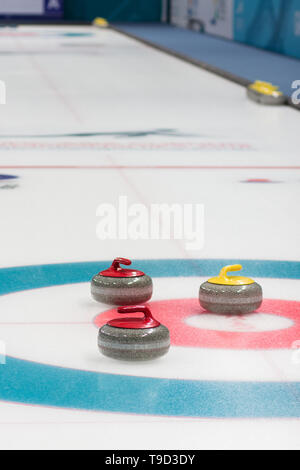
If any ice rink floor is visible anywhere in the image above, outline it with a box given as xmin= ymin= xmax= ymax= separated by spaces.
xmin=0 ymin=25 xmax=300 ymax=450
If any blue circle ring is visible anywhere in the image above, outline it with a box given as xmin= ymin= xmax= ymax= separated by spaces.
xmin=1 ymin=259 xmax=300 ymax=418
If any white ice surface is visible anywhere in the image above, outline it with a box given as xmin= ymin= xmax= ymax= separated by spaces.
xmin=0 ymin=25 xmax=299 ymax=450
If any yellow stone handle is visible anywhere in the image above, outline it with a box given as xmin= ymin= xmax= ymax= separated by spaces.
xmin=250 ymin=81 xmax=282 ymax=96
xmin=219 ymin=264 xmax=242 ymax=282
xmin=208 ymin=264 xmax=254 ymax=286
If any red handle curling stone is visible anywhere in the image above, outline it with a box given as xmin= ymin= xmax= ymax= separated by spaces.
xmin=91 ymin=258 xmax=153 ymax=306
xmin=98 ymin=305 xmax=170 ymax=361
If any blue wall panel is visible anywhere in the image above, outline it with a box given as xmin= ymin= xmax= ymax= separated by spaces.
xmin=234 ymin=0 xmax=300 ymax=60
xmin=64 ymin=0 xmax=162 ymax=22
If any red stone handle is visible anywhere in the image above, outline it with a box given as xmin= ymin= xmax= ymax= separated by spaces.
xmin=118 ymin=305 xmax=154 ymax=322
xmin=100 ymin=258 xmax=144 ymax=278
xmin=111 ymin=258 xmax=131 ymax=270
xmin=109 ymin=305 xmax=160 ymax=329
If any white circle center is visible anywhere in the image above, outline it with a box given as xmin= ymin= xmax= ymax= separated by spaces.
xmin=185 ymin=313 xmax=294 ymax=333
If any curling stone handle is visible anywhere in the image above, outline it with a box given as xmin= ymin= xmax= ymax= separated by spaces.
xmin=111 ymin=258 xmax=132 ymax=270
xmin=208 ymin=264 xmax=254 ymax=286
xmin=117 ymin=305 xmax=154 ymax=321
xmin=219 ymin=264 xmax=242 ymax=281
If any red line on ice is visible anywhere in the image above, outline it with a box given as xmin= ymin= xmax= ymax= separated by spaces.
xmin=0 ymin=165 xmax=299 ymax=170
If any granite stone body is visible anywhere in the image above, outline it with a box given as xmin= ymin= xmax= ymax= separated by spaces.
xmin=98 ymin=324 xmax=170 ymax=361
xmin=91 ymin=274 xmax=153 ymax=305
xmin=247 ymin=88 xmax=286 ymax=106
xmin=199 ymin=281 xmax=263 ymax=315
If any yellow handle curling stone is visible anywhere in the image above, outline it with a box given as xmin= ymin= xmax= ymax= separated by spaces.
xmin=199 ymin=264 xmax=263 ymax=315
xmin=247 ymin=80 xmax=286 ymax=106
xmin=93 ymin=17 xmax=109 ymax=28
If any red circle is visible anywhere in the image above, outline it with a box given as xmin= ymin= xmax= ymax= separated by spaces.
xmin=94 ymin=298 xmax=300 ymax=350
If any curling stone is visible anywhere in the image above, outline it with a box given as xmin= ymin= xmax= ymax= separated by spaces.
xmin=247 ymin=81 xmax=286 ymax=106
xmin=91 ymin=257 xmax=153 ymax=305
xmin=93 ymin=17 xmax=109 ymax=28
xmin=199 ymin=264 xmax=263 ymax=315
xmin=98 ymin=305 xmax=170 ymax=361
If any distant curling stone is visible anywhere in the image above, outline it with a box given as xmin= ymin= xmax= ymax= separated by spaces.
xmin=98 ymin=305 xmax=170 ymax=361
xmin=93 ymin=17 xmax=109 ymax=28
xmin=199 ymin=264 xmax=263 ymax=315
xmin=91 ymin=257 xmax=153 ymax=306
xmin=247 ymin=81 xmax=286 ymax=106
